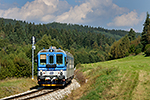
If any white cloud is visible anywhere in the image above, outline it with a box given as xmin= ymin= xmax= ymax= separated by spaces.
xmin=55 ymin=2 xmax=93 ymax=23
xmin=0 ymin=0 xmax=128 ymax=24
xmin=41 ymin=15 xmax=55 ymax=22
xmin=107 ymin=10 xmax=145 ymax=27
xmin=0 ymin=0 xmax=143 ymax=30
xmin=55 ymin=0 xmax=128 ymax=24
xmin=0 ymin=0 xmax=70 ymax=22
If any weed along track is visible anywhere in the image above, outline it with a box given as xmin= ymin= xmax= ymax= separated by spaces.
xmin=1 ymin=79 xmax=80 ymax=100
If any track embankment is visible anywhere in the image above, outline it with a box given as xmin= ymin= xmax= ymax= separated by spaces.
xmin=33 ymin=79 xmax=80 ymax=100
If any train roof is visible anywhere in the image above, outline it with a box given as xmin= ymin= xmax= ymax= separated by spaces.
xmin=38 ymin=47 xmax=73 ymax=58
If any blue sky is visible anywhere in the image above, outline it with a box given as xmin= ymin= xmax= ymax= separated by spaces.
xmin=0 ymin=0 xmax=149 ymax=32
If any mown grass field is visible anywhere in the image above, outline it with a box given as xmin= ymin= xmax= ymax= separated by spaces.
xmin=0 ymin=77 xmax=38 ymax=99
xmin=67 ymin=54 xmax=150 ymax=100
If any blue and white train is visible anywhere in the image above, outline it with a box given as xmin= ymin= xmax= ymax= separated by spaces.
xmin=37 ymin=46 xmax=74 ymax=86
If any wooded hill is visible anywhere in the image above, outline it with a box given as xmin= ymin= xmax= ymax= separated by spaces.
xmin=46 ymin=22 xmax=130 ymax=40
xmin=0 ymin=15 xmax=148 ymax=80
xmin=0 ymin=18 xmax=136 ymax=40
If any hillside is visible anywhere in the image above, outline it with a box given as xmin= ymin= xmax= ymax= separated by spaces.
xmin=0 ymin=17 xmax=145 ymax=81
xmin=0 ymin=18 xmax=140 ymax=41
xmin=66 ymin=54 xmax=150 ymax=100
xmin=46 ymin=22 xmax=138 ymax=40
xmin=0 ymin=18 xmax=27 ymax=27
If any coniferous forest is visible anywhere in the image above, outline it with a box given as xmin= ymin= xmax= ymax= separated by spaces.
xmin=0 ymin=12 xmax=150 ymax=80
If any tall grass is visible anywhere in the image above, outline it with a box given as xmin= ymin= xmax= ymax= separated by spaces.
xmin=66 ymin=54 xmax=150 ymax=100
xmin=0 ymin=77 xmax=37 ymax=99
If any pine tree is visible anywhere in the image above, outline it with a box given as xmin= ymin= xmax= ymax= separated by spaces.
xmin=110 ymin=41 xmax=120 ymax=59
xmin=128 ymin=28 xmax=136 ymax=41
xmin=146 ymin=26 xmax=150 ymax=44
xmin=36 ymin=34 xmax=61 ymax=49
xmin=0 ymin=18 xmax=5 ymax=31
xmin=141 ymin=12 xmax=150 ymax=51
xmin=110 ymin=35 xmax=130 ymax=59
xmin=119 ymin=35 xmax=130 ymax=57
xmin=14 ymin=21 xmax=23 ymax=43
xmin=92 ymin=41 xmax=98 ymax=49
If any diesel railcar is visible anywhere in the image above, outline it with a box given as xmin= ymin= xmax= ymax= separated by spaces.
xmin=37 ymin=46 xmax=74 ymax=86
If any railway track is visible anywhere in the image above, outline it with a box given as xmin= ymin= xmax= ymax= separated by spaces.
xmin=1 ymin=87 xmax=59 ymax=100
xmin=1 ymin=79 xmax=80 ymax=100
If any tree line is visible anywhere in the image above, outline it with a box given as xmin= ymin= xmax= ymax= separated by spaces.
xmin=110 ymin=12 xmax=150 ymax=59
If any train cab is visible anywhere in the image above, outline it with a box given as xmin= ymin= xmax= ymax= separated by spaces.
xmin=37 ymin=46 xmax=74 ymax=86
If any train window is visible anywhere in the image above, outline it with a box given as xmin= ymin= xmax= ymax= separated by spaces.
xmin=40 ymin=54 xmax=46 ymax=65
xmin=65 ymin=57 xmax=68 ymax=65
xmin=49 ymin=55 xmax=54 ymax=64
xmin=56 ymin=54 xmax=63 ymax=64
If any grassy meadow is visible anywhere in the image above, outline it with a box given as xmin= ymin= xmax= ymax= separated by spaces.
xmin=0 ymin=53 xmax=150 ymax=99
xmin=0 ymin=77 xmax=38 ymax=99
xmin=67 ymin=53 xmax=150 ymax=100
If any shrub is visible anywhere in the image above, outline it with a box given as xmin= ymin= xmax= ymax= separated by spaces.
xmin=13 ymin=52 xmax=31 ymax=78
xmin=76 ymin=63 xmax=81 ymax=68
xmin=145 ymin=44 xmax=150 ymax=52
xmin=125 ymin=52 xmax=130 ymax=56
xmin=145 ymin=47 xmax=150 ymax=56
xmin=129 ymin=44 xmax=135 ymax=53
xmin=135 ymin=48 xmax=142 ymax=55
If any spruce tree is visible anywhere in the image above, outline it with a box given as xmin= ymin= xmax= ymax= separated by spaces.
xmin=146 ymin=26 xmax=150 ymax=44
xmin=0 ymin=18 xmax=5 ymax=31
xmin=128 ymin=28 xmax=136 ymax=41
xmin=119 ymin=35 xmax=130 ymax=57
xmin=141 ymin=12 xmax=150 ymax=51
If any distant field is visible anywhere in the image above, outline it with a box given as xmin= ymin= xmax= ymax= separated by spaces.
xmin=0 ymin=77 xmax=37 ymax=99
xmin=67 ymin=54 xmax=150 ymax=100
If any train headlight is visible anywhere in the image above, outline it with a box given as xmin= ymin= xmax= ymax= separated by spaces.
xmin=60 ymin=70 xmax=63 ymax=72
xmin=40 ymin=70 xmax=43 ymax=72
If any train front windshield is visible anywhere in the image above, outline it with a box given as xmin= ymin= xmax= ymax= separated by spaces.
xmin=49 ymin=55 xmax=54 ymax=64
xmin=56 ymin=54 xmax=63 ymax=65
xmin=40 ymin=54 xmax=46 ymax=65
xmin=39 ymin=53 xmax=65 ymax=67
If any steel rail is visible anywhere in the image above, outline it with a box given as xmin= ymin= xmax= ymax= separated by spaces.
xmin=23 ymin=88 xmax=59 ymax=100
xmin=1 ymin=87 xmax=44 ymax=100
xmin=1 ymin=87 xmax=59 ymax=100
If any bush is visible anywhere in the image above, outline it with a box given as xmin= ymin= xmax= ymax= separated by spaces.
xmin=129 ymin=44 xmax=135 ymax=53
xmin=13 ymin=52 xmax=31 ymax=78
xmin=145 ymin=44 xmax=150 ymax=52
xmin=125 ymin=52 xmax=130 ymax=56
xmin=76 ymin=63 xmax=82 ymax=68
xmin=135 ymin=48 xmax=142 ymax=55
xmin=0 ymin=54 xmax=16 ymax=80
xmin=145 ymin=47 xmax=150 ymax=56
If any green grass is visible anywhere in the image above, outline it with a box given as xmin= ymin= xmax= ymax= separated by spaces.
xmin=82 ymin=54 xmax=150 ymax=72
xmin=0 ymin=77 xmax=38 ymax=99
xmin=1 ymin=54 xmax=150 ymax=99
xmin=68 ymin=54 xmax=150 ymax=100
